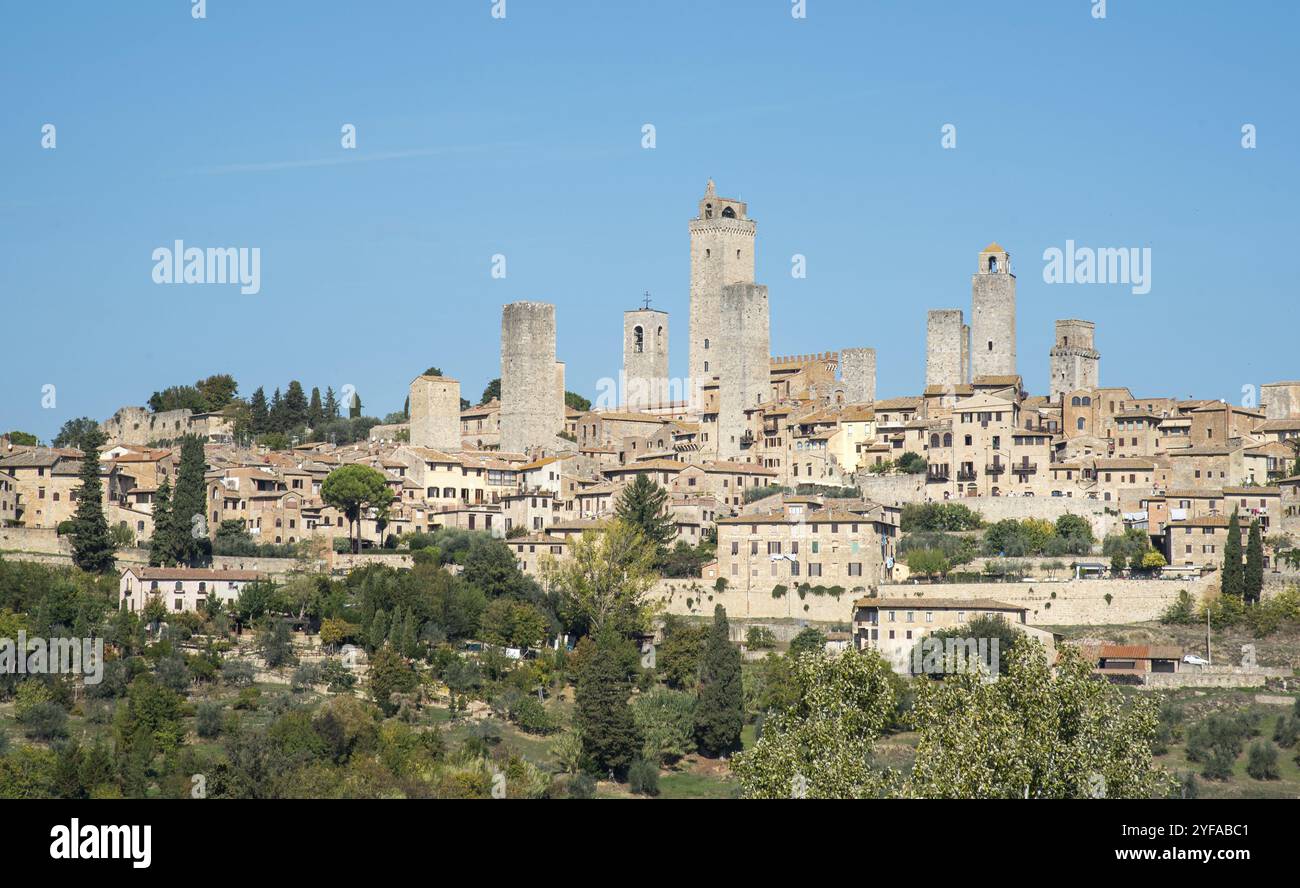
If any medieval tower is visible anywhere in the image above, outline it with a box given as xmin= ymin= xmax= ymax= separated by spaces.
xmin=926 ymin=309 xmax=968 ymax=389
xmin=408 ymin=374 xmax=462 ymax=452
xmin=500 ymin=301 xmax=558 ymax=454
xmin=688 ymin=180 xmax=756 ymax=406
xmin=717 ymin=283 xmax=769 ymax=461
xmin=840 ymin=347 xmax=877 ymax=404
xmin=623 ymin=304 xmax=669 ymax=410
xmin=1048 ymin=319 xmax=1100 ymax=403
xmin=970 ymin=243 xmax=1016 ymax=380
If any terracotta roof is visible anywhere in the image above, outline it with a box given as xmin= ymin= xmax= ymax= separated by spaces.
xmin=123 ymin=567 xmax=265 ymax=581
xmin=853 ymin=596 xmax=1024 ymax=611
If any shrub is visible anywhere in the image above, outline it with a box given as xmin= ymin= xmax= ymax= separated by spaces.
xmin=745 ymin=626 xmax=777 ymax=649
xmin=19 ymin=702 xmax=68 ymax=741
xmin=508 ymin=694 xmax=558 ymax=735
xmin=1246 ymin=740 xmax=1280 ymax=780
xmin=900 ymin=502 xmax=982 ymax=532
xmin=196 ymin=701 xmax=223 ymax=738
xmin=291 ymin=662 xmax=324 ymax=692
xmin=1273 ymin=714 xmax=1299 ymax=748
xmin=222 ymin=660 xmax=256 ymax=687
xmin=566 ymin=772 xmax=596 ymax=799
xmin=627 ymin=756 xmax=660 ymax=796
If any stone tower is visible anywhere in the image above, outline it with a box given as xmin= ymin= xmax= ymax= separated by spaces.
xmin=1049 ymin=319 xmax=1100 ymax=403
xmin=623 ymin=305 xmax=669 ymax=410
xmin=840 ymin=348 xmax=876 ymax=403
xmin=926 ymin=309 xmax=968 ymax=389
xmin=500 ymin=301 xmax=558 ymax=455
xmin=717 ymin=283 xmax=769 ymax=461
xmin=970 ymin=243 xmax=1016 ymax=379
xmin=554 ymin=360 xmax=566 ymax=435
xmin=689 ymin=180 xmax=756 ymax=406
xmin=408 ymin=375 xmax=461 ymax=452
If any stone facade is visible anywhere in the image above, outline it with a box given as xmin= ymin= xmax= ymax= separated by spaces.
xmin=970 ymin=244 xmax=1016 ymax=379
xmin=688 ymin=180 xmax=755 ymax=405
xmin=926 ymin=309 xmax=967 ymax=389
xmin=499 ymin=301 xmax=558 ymax=455
xmin=623 ymin=307 xmax=669 ymax=409
xmin=1260 ymin=381 xmax=1300 ymax=420
xmin=408 ymin=375 xmax=461 ymax=452
xmin=716 ymin=282 xmax=769 ymax=461
xmin=840 ymin=347 xmax=877 ymax=404
xmin=1049 ymin=319 xmax=1100 ymax=403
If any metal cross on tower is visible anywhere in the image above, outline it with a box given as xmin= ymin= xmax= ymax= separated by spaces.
xmin=642 ymin=291 xmax=652 ymax=310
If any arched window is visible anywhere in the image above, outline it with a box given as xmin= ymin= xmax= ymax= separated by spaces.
xmin=988 ymin=256 xmax=998 ymax=272
xmin=943 ymin=433 xmax=952 ymax=447
xmin=633 ymin=325 xmax=644 ymax=353
xmin=1071 ymin=396 xmax=1081 ymax=407
xmin=722 ymin=206 xmax=736 ymax=218
xmin=1081 ymin=396 xmax=1092 ymax=406
xmin=930 ymin=434 xmax=940 ymax=448
xmin=174 ymin=581 xmax=183 ymax=592
xmin=703 ymin=338 xmax=709 ymax=349
xmin=1077 ymin=417 xmax=1086 ymax=431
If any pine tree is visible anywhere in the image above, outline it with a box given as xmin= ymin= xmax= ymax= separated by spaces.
xmin=149 ymin=476 xmax=174 ymax=566
xmin=249 ymin=387 xmax=269 ymax=435
xmin=308 ymin=387 xmax=323 ymax=429
xmin=575 ymin=631 xmax=642 ymax=777
xmin=171 ymin=436 xmax=211 ymax=566
xmin=1222 ymin=509 xmax=1244 ymax=599
xmin=268 ymin=388 xmax=285 ymax=433
xmin=370 ymin=608 xmax=390 ymax=651
xmin=323 ymin=386 xmax=339 ymax=419
xmin=1245 ymin=518 xmax=1264 ymax=605
xmin=694 ymin=604 xmax=743 ymax=756
xmin=615 ymin=473 xmax=676 ymax=558
xmin=69 ymin=428 xmax=116 ymax=574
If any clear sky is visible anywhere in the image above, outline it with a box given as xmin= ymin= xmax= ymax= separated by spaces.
xmin=2 ymin=1 xmax=1296 ymax=441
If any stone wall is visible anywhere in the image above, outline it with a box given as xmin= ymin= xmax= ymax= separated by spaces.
xmin=840 ymin=347 xmax=876 ymax=404
xmin=656 ymin=578 xmax=854 ymax=624
xmin=925 ymin=309 xmax=966 ymax=389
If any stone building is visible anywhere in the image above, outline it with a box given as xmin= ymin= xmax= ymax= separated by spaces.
xmin=500 ymin=301 xmax=558 ymax=455
xmin=688 ymin=180 xmax=756 ymax=404
xmin=1260 ymin=382 xmax=1300 ymax=420
xmin=970 ymin=243 xmax=1016 ymax=380
xmin=840 ymin=347 xmax=877 ymax=404
xmin=623 ymin=306 xmax=669 ymax=410
xmin=1048 ymin=319 xmax=1100 ymax=403
xmin=408 ymin=375 xmax=462 ymax=452
xmin=716 ymin=282 xmax=770 ymax=461
xmin=926 ymin=309 xmax=968 ymax=390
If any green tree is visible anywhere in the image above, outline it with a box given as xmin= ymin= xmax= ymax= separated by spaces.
xmin=905 ymin=548 xmax=950 ymax=580
xmin=906 ymin=643 xmax=1172 ymax=798
xmin=1245 ymin=518 xmax=1264 ymax=605
xmin=249 ymin=387 xmax=269 ymax=435
xmin=614 ymin=474 xmax=676 ymax=557
xmin=733 ymin=648 xmax=897 ymax=798
xmin=564 ymin=391 xmax=591 ymax=412
xmin=480 ymin=598 xmax=547 ymax=649
xmin=1222 ymin=509 xmax=1244 ymax=599
xmin=307 ymin=387 xmax=323 ymax=429
xmin=574 ymin=631 xmax=641 ymax=777
xmin=368 ymin=644 xmax=417 ymax=716
xmin=542 ymin=520 xmax=657 ymax=636
xmin=194 ymin=374 xmax=239 ymax=412
xmin=320 ymin=464 xmax=392 ymax=554
xmin=283 ymin=380 xmax=309 ymax=430
xmin=51 ymin=417 xmax=102 ymax=452
xmin=480 ymin=378 xmax=501 ymax=405
xmin=5 ymin=431 xmax=38 ymax=446
xmin=632 ymin=686 xmax=696 ymax=765
xmin=171 ymin=436 xmax=211 ymax=566
xmin=788 ymin=626 xmax=826 ymax=659
xmin=694 ymin=605 xmax=743 ymax=756
xmin=896 ymin=451 xmax=927 ymax=474
xmin=69 ymin=428 xmax=115 ymax=574
xmin=148 ymin=476 xmax=176 ymax=566
xmin=323 ymin=386 xmax=339 ymax=419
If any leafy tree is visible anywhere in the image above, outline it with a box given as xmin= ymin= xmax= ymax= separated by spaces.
xmin=321 ymin=464 xmax=392 ymax=554
xmin=907 ymin=643 xmax=1172 ymax=798
xmin=655 ymin=616 xmax=709 ymax=689
xmin=575 ymin=631 xmax=641 ymax=777
xmin=51 ymin=417 xmax=102 ymax=452
xmin=627 ymin=756 xmax=660 ymax=796
xmin=900 ymin=502 xmax=982 ymax=532
xmin=368 ymin=644 xmax=417 ymax=716
xmin=914 ymin=614 xmax=1023 ymax=677
xmin=1246 ymin=739 xmax=1280 ymax=780
xmin=564 ymin=391 xmax=591 ymax=412
xmin=1245 ymin=518 xmax=1264 ymax=605
xmin=788 ymin=627 xmax=826 ymax=659
xmin=614 ymin=474 xmax=676 ymax=557
xmin=542 ymin=520 xmax=657 ymax=636
xmin=1055 ymin=513 xmax=1094 ymax=546
xmin=733 ymin=649 xmax=897 ymax=798
xmin=480 ymin=598 xmax=547 ymax=649
xmin=480 ymin=378 xmax=501 ymax=405
xmin=195 ymin=373 xmax=239 ymax=412
xmin=69 ymin=428 xmax=115 ymax=574
xmin=896 ymin=451 xmax=926 ymax=474
xmin=5 ymin=431 xmax=38 ymax=446
xmin=148 ymin=385 xmax=206 ymax=413
xmin=632 ymin=686 xmax=696 ymax=765
xmin=905 ymin=548 xmax=950 ymax=579
xmin=1141 ymin=550 xmax=1167 ymax=571
xmin=1223 ymin=509 xmax=1244 ymax=600
xmin=694 ymin=605 xmax=743 ymax=756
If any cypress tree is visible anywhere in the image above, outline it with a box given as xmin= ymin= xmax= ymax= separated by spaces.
xmin=323 ymin=386 xmax=339 ymax=419
xmin=575 ymin=631 xmax=641 ymax=777
xmin=283 ymin=380 xmax=309 ymax=430
xmin=70 ymin=428 xmax=116 ymax=574
xmin=149 ymin=475 xmax=174 ymax=566
xmin=171 ymin=436 xmax=211 ymax=566
xmin=308 ymin=387 xmax=323 ymax=429
xmin=268 ymin=388 xmax=285 ymax=433
xmin=694 ymin=604 xmax=743 ymax=756
xmin=1245 ymin=518 xmax=1264 ymax=605
xmin=614 ymin=474 xmax=676 ymax=558
xmin=249 ymin=387 xmax=269 ymax=435
xmin=1222 ymin=509 xmax=1244 ymax=599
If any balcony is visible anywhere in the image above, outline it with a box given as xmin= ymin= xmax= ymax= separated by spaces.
xmin=957 ymin=468 xmax=977 ymax=482
xmin=926 ymin=466 xmax=950 ymax=482
xmin=985 ymin=463 xmax=1006 ymax=475
xmin=1011 ymin=462 xmax=1038 ymax=475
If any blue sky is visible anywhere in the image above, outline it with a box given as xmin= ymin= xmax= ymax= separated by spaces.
xmin=2 ymin=1 xmax=1296 ymax=441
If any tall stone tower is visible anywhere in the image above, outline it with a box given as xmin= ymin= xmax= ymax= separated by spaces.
xmin=408 ymin=375 xmax=461 ymax=452
xmin=1049 ymin=319 xmax=1100 ymax=403
xmin=623 ymin=304 xmax=669 ymax=410
xmin=970 ymin=243 xmax=1016 ymax=379
xmin=500 ymin=301 xmax=558 ymax=455
xmin=554 ymin=361 xmax=566 ymax=434
xmin=926 ymin=309 xmax=968 ymax=389
xmin=840 ymin=348 xmax=876 ymax=403
xmin=717 ymin=283 xmax=769 ymax=461
xmin=689 ymin=180 xmax=756 ymax=406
